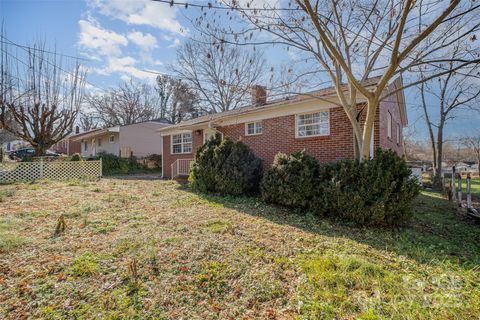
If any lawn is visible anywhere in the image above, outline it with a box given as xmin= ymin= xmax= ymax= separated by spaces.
xmin=470 ymin=177 xmax=480 ymax=198
xmin=0 ymin=179 xmax=479 ymax=319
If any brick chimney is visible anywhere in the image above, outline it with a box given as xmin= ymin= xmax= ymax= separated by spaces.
xmin=251 ymin=85 xmax=267 ymax=106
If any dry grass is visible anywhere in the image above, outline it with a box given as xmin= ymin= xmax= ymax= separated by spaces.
xmin=0 ymin=178 xmax=479 ymax=319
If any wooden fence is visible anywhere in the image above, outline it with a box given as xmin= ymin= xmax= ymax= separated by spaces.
xmin=0 ymin=159 xmax=102 ymax=183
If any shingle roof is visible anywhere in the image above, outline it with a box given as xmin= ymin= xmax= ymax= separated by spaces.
xmin=159 ymin=77 xmax=381 ymax=132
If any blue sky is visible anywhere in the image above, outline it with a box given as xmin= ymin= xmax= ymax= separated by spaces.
xmin=1 ymin=0 xmax=479 ymax=141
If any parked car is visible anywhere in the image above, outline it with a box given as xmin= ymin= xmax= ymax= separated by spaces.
xmin=8 ymin=148 xmax=35 ymax=160
xmin=8 ymin=148 xmax=59 ymax=161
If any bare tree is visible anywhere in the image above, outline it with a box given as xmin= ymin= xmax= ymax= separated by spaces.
xmin=87 ymin=79 xmax=159 ymax=127
xmin=173 ymin=33 xmax=265 ymax=113
xmin=0 ymin=39 xmax=86 ymax=156
xmin=179 ymin=0 xmax=480 ymax=160
xmin=462 ymin=135 xmax=480 ymax=176
xmin=78 ymin=111 xmax=98 ymax=132
xmin=156 ymin=74 xmax=198 ymax=124
xmin=418 ymin=45 xmax=480 ymax=185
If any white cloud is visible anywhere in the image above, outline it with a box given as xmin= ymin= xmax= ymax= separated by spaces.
xmin=167 ymin=38 xmax=181 ymax=49
xmin=78 ymin=19 xmax=128 ymax=56
xmin=127 ymin=31 xmax=158 ymax=51
xmin=94 ymin=56 xmax=158 ymax=81
xmin=87 ymin=0 xmax=185 ymax=35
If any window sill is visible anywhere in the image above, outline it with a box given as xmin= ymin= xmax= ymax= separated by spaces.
xmin=295 ymin=134 xmax=330 ymax=139
xmin=245 ymin=133 xmax=262 ymax=136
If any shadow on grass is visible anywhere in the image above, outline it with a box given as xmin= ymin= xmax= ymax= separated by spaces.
xmin=180 ymin=185 xmax=480 ymax=269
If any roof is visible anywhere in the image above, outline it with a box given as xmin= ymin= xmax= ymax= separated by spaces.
xmin=159 ymin=77 xmax=383 ymax=133
xmin=71 ymin=126 xmax=120 ymax=141
xmin=120 ymin=119 xmax=172 ymax=127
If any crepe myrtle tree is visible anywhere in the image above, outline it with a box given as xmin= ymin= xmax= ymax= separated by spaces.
xmin=158 ymin=0 xmax=480 ymax=160
xmin=0 ymin=39 xmax=86 ymax=156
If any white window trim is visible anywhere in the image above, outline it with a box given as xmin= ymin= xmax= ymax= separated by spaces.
xmin=171 ymin=132 xmax=193 ymax=155
xmin=245 ymin=121 xmax=263 ymax=136
xmin=295 ymin=110 xmax=330 ymax=138
xmin=396 ymin=124 xmax=401 ymax=145
xmin=109 ymin=135 xmax=115 ymax=143
xmin=387 ymin=111 xmax=392 ymax=139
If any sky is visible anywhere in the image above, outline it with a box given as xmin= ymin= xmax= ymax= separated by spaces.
xmin=1 ymin=0 xmax=479 ymax=141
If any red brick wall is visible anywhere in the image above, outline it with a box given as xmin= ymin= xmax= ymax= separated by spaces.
xmin=216 ymin=107 xmax=360 ymax=167
xmin=162 ymin=101 xmax=405 ymax=178
xmin=379 ymin=85 xmax=404 ymax=156
xmin=162 ymin=131 xmax=203 ymax=178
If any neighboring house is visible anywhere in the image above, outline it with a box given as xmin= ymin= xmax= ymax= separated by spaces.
xmin=72 ymin=127 xmax=120 ymax=158
xmin=160 ymin=77 xmax=408 ymax=179
xmin=119 ymin=120 xmax=170 ymax=158
xmin=72 ymin=120 xmax=170 ymax=159
xmin=50 ymin=127 xmax=86 ymax=156
xmin=2 ymin=139 xmax=30 ymax=152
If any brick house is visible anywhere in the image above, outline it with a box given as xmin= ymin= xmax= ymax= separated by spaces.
xmin=160 ymin=77 xmax=407 ymax=179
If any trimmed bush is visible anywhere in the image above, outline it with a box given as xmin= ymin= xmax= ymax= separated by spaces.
xmin=261 ymin=151 xmax=320 ymax=208
xmin=70 ymin=153 xmax=82 ymax=161
xmin=313 ymin=150 xmax=421 ymax=227
xmin=261 ymin=149 xmax=420 ymax=227
xmin=190 ymin=134 xmax=263 ymax=196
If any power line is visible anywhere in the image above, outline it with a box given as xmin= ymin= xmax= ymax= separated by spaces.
xmin=152 ymin=0 xmax=300 ymax=11
xmin=0 ymin=36 xmax=91 ymax=62
xmin=0 ymin=37 xmax=108 ymax=93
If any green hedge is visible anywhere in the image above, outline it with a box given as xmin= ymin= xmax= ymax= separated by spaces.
xmin=189 ymin=134 xmax=263 ymax=196
xmin=261 ymin=151 xmax=320 ymax=208
xmin=261 ymin=150 xmax=421 ymax=227
xmin=94 ymin=153 xmax=144 ymax=176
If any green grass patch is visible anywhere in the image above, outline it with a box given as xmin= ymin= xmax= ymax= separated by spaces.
xmin=68 ymin=251 xmax=99 ymax=277
xmin=205 ymin=219 xmax=233 ymax=234
xmin=0 ymin=217 xmax=27 ymax=252
xmin=0 ymin=189 xmax=15 ymax=202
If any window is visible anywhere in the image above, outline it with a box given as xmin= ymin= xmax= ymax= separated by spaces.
xmin=171 ymin=132 xmax=193 ymax=154
xmin=98 ymin=138 xmax=102 ymax=147
xmin=83 ymin=141 xmax=88 ymax=151
xmin=396 ymin=124 xmax=400 ymax=145
xmin=245 ymin=121 xmax=262 ymax=135
xmin=109 ymin=135 xmax=115 ymax=143
xmin=296 ymin=111 xmax=330 ymax=137
xmin=387 ymin=111 xmax=392 ymax=139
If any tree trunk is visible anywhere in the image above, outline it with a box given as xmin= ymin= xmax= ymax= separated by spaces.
xmin=34 ymin=145 xmax=47 ymax=157
xmin=433 ymin=124 xmax=444 ymax=189
xmin=360 ymin=100 xmax=377 ymax=161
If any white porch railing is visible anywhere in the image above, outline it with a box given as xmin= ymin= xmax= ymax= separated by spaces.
xmin=171 ymin=159 xmax=194 ymax=179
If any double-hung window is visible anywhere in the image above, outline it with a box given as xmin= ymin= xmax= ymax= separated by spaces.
xmin=172 ymin=132 xmax=193 ymax=154
xmin=387 ymin=111 xmax=392 ymax=139
xmin=245 ymin=121 xmax=262 ymax=135
xmin=396 ymin=124 xmax=400 ymax=145
xmin=296 ymin=111 xmax=330 ymax=137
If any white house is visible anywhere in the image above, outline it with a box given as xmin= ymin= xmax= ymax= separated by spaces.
xmin=73 ymin=120 xmax=171 ymax=158
xmin=119 ymin=120 xmax=170 ymax=158
xmin=73 ymin=127 xmax=120 ymax=158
